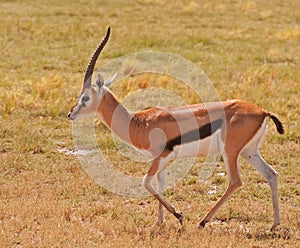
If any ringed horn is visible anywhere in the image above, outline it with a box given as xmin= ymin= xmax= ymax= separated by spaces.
xmin=83 ymin=27 xmax=111 ymax=89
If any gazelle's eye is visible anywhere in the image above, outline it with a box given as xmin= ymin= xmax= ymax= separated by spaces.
xmin=82 ymin=96 xmax=90 ymax=102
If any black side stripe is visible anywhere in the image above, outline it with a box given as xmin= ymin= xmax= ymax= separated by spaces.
xmin=165 ymin=119 xmax=223 ymax=151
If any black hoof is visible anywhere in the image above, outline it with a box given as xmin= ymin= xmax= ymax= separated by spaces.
xmin=198 ymin=220 xmax=206 ymax=229
xmin=270 ymin=224 xmax=279 ymax=232
xmin=174 ymin=212 xmax=183 ymax=225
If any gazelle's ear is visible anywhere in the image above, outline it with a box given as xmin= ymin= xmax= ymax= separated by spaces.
xmin=96 ymin=74 xmax=104 ymax=88
xmin=104 ymin=73 xmax=117 ymax=88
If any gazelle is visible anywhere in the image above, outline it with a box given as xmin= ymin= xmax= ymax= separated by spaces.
xmin=68 ymin=27 xmax=284 ymax=230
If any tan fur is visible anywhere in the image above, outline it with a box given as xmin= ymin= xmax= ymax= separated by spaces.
xmin=96 ymin=93 xmax=268 ymax=157
xmin=68 ymin=28 xmax=284 ymax=229
xmin=68 ymin=27 xmax=283 ymax=229
xmin=69 ymin=85 xmax=283 ymax=230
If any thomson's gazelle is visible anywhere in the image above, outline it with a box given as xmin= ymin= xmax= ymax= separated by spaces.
xmin=68 ymin=27 xmax=284 ymax=230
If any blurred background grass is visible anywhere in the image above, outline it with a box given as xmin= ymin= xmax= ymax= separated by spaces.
xmin=0 ymin=0 xmax=299 ymax=247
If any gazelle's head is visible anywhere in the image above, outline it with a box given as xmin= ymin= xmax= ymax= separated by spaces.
xmin=68 ymin=27 xmax=116 ymax=121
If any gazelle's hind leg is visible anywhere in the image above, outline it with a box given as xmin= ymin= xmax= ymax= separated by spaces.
xmin=199 ymin=151 xmax=242 ymax=228
xmin=241 ymin=150 xmax=280 ymax=230
xmin=241 ymin=119 xmax=280 ymax=230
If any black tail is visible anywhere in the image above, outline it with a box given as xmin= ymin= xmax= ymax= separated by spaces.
xmin=268 ymin=114 xmax=284 ymax=134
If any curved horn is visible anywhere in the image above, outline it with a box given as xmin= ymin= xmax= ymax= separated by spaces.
xmin=83 ymin=27 xmax=111 ymax=88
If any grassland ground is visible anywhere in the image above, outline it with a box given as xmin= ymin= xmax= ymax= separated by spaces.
xmin=0 ymin=0 xmax=299 ymax=247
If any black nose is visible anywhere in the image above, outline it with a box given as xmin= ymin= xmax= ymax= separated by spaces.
xmin=67 ymin=112 xmax=71 ymax=118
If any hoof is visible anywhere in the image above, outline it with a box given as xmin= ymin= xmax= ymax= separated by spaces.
xmin=151 ymin=221 xmax=165 ymax=230
xmin=173 ymin=212 xmax=183 ymax=225
xmin=198 ymin=220 xmax=207 ymax=229
xmin=270 ymin=224 xmax=280 ymax=232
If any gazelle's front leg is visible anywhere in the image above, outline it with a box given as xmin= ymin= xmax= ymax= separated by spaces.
xmin=156 ymin=168 xmax=166 ymax=225
xmin=143 ymin=156 xmax=183 ymax=225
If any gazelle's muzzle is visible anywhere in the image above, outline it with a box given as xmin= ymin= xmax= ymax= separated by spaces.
xmin=67 ymin=104 xmax=77 ymax=120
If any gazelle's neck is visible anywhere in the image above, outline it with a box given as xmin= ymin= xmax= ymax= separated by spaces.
xmin=97 ymin=89 xmax=133 ymax=144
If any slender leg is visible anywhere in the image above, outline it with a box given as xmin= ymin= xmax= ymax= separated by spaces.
xmin=199 ymin=152 xmax=242 ymax=228
xmin=143 ymin=157 xmax=183 ymax=224
xmin=241 ymin=150 xmax=280 ymax=230
xmin=156 ymin=168 xmax=166 ymax=225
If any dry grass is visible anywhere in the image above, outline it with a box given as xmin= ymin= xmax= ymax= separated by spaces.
xmin=0 ymin=0 xmax=299 ymax=247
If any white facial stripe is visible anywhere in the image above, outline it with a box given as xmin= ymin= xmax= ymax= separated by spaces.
xmin=69 ymin=83 xmax=109 ymax=120
xmin=79 ymin=91 xmax=92 ymax=107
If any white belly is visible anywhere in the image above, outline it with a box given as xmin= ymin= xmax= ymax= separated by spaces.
xmin=114 ymin=129 xmax=223 ymax=162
